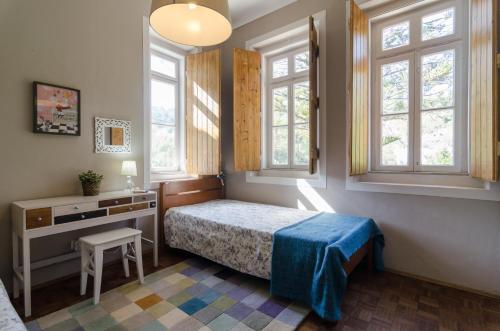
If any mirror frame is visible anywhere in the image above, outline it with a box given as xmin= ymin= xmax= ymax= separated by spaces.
xmin=95 ymin=117 xmax=131 ymax=153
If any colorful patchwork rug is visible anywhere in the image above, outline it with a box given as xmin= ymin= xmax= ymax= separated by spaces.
xmin=26 ymin=258 xmax=310 ymax=331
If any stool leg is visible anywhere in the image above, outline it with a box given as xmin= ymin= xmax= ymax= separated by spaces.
xmin=80 ymin=243 xmax=89 ymax=296
xmin=121 ymin=244 xmax=130 ymax=278
xmin=93 ymin=247 xmax=103 ymax=304
xmin=134 ymin=235 xmax=144 ymax=284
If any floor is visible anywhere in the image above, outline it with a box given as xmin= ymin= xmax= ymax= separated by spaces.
xmin=13 ymin=248 xmax=500 ymax=331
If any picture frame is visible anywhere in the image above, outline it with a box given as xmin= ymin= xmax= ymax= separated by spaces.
xmin=94 ymin=117 xmax=132 ymax=153
xmin=33 ymin=81 xmax=81 ymax=136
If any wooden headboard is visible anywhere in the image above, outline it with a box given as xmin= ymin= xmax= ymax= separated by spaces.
xmin=159 ymin=176 xmax=224 ymax=246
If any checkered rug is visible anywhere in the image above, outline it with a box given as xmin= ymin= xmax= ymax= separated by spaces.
xmin=26 ymin=258 xmax=310 ymax=331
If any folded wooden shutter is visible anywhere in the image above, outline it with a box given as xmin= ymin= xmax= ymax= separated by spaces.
xmin=309 ymin=16 xmax=319 ymax=174
xmin=470 ymin=0 xmax=498 ymax=182
xmin=233 ymin=48 xmax=261 ymax=171
xmin=348 ymin=0 xmax=369 ymax=176
xmin=186 ymin=49 xmax=221 ymax=176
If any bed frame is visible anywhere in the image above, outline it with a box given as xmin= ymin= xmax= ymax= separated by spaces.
xmin=159 ymin=176 xmax=373 ymax=275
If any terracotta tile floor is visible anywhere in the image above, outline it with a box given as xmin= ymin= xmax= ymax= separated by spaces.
xmin=13 ymin=248 xmax=500 ymax=330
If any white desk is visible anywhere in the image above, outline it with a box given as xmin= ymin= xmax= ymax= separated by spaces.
xmin=11 ymin=191 xmax=158 ymax=317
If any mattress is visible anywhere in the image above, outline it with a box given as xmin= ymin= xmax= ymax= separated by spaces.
xmin=0 ymin=279 xmax=27 ymax=331
xmin=164 ymin=199 xmax=319 ymax=279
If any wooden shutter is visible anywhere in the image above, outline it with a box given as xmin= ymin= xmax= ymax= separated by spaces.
xmin=348 ymin=0 xmax=369 ymax=176
xmin=233 ymin=48 xmax=261 ymax=171
xmin=470 ymin=0 xmax=498 ymax=182
xmin=186 ymin=49 xmax=221 ymax=176
xmin=309 ymin=16 xmax=319 ymax=174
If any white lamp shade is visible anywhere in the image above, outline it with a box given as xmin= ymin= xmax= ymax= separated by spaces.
xmin=121 ymin=161 xmax=137 ymax=177
xmin=150 ymin=0 xmax=232 ymax=47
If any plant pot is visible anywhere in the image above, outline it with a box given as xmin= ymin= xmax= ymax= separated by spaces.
xmin=81 ymin=182 xmax=101 ymax=196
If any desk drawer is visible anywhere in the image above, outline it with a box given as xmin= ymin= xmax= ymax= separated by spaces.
xmin=133 ymin=194 xmax=156 ymax=203
xmin=54 ymin=202 xmax=98 ymax=217
xmin=109 ymin=203 xmax=149 ymax=215
xmin=98 ymin=197 xmax=132 ymax=208
xmin=26 ymin=208 xmax=52 ymax=229
xmin=54 ymin=209 xmax=107 ymax=225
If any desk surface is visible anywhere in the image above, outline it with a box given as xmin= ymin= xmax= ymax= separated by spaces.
xmin=13 ymin=191 xmax=156 ymax=209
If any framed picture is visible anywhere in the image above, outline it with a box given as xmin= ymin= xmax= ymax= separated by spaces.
xmin=33 ymin=82 xmax=81 ymax=136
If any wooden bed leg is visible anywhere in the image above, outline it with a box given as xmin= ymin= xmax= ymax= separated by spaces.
xmin=367 ymin=238 xmax=374 ymax=272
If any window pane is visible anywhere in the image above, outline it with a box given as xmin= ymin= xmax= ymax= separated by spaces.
xmin=294 ymin=81 xmax=309 ymax=123
xmin=421 ymin=49 xmax=454 ymax=110
xmin=382 ymin=21 xmax=410 ymax=50
xmin=381 ymin=114 xmax=408 ymax=166
xmin=272 ymin=126 xmax=288 ymax=165
xmin=151 ymin=54 xmax=176 ymax=78
xmin=294 ymin=123 xmax=309 ymax=165
xmin=151 ymin=124 xmax=177 ymax=170
xmin=294 ymin=52 xmax=309 ymax=73
xmin=272 ymin=87 xmax=288 ymax=126
xmin=151 ymin=80 xmax=176 ymax=125
xmin=272 ymin=58 xmax=288 ymax=78
xmin=382 ymin=60 xmax=409 ymax=115
xmin=422 ymin=8 xmax=455 ymax=41
xmin=421 ymin=109 xmax=454 ymax=166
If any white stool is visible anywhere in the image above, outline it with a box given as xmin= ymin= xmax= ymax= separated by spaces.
xmin=79 ymin=228 xmax=144 ymax=304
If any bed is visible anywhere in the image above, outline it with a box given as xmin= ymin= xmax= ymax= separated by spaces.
xmin=159 ymin=177 xmax=384 ymax=321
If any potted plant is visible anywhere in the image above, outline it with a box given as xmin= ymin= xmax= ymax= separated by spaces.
xmin=79 ymin=170 xmax=104 ymax=196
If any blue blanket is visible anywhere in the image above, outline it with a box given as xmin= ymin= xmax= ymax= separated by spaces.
xmin=270 ymin=212 xmax=384 ymax=321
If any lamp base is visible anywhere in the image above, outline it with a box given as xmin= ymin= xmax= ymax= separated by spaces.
xmin=126 ymin=176 xmax=134 ymax=192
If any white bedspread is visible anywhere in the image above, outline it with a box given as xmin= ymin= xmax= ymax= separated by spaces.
xmin=0 ymin=280 xmax=26 ymax=331
xmin=164 ymin=199 xmax=319 ymax=279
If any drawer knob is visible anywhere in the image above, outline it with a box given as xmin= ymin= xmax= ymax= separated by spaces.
xmin=114 ymin=200 xmax=119 ymax=205
xmin=81 ymin=214 xmax=86 ymax=219
xmin=143 ymin=197 xmax=146 ymax=200
xmin=37 ymin=217 xmax=43 ymax=222
xmin=128 ymin=207 xmax=133 ymax=211
xmin=74 ymin=206 xmax=80 ymax=210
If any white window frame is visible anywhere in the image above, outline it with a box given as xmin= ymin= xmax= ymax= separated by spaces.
xmin=150 ymin=50 xmax=181 ymax=173
xmin=346 ymin=0 xmax=500 ymax=201
xmin=143 ymin=17 xmax=193 ymax=189
xmin=267 ymin=46 xmax=310 ymax=170
xmin=371 ymin=0 xmax=467 ymax=174
xmin=244 ymin=11 xmax=327 ymax=188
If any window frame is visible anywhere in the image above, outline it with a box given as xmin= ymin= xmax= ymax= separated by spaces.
xmin=149 ymin=49 xmax=182 ymax=174
xmin=266 ymin=46 xmax=310 ymax=170
xmin=370 ymin=0 xmax=468 ymax=174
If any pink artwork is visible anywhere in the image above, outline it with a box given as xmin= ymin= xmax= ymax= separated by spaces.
xmin=33 ymin=82 xmax=80 ymax=136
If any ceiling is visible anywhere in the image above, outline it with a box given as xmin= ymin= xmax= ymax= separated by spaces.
xmin=228 ymin=0 xmax=298 ymax=28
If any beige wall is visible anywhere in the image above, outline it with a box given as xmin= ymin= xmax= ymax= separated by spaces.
xmin=219 ymin=0 xmax=500 ymax=295
xmin=0 ymin=0 xmax=152 ymax=288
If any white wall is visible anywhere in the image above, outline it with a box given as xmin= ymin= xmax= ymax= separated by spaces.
xmin=219 ymin=0 xmax=500 ymax=296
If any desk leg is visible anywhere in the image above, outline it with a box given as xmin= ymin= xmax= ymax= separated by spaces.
xmin=23 ymin=237 xmax=31 ymax=317
xmin=153 ymin=212 xmax=158 ymax=267
xmin=12 ymin=232 xmax=19 ymax=299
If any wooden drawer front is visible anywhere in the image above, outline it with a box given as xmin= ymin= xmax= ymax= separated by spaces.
xmin=109 ymin=203 xmax=149 ymax=215
xmin=54 ymin=209 xmax=107 ymax=225
xmin=133 ymin=194 xmax=156 ymax=203
xmin=98 ymin=197 xmax=132 ymax=208
xmin=26 ymin=208 xmax=52 ymax=229
xmin=54 ymin=202 xmax=98 ymax=217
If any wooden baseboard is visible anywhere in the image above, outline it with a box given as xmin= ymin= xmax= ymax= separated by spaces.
xmin=386 ymin=267 xmax=500 ymax=300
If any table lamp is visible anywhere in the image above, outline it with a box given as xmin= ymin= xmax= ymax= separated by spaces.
xmin=121 ymin=160 xmax=137 ymax=191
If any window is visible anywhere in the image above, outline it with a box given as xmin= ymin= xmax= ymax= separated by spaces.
xmin=371 ymin=0 xmax=467 ymax=173
xmin=267 ymin=47 xmax=310 ymax=169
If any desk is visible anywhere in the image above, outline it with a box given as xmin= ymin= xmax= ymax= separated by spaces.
xmin=11 ymin=191 xmax=158 ymax=317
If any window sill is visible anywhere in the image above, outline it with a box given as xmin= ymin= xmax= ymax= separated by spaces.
xmin=346 ymin=172 xmax=500 ymax=201
xmin=246 ymin=169 xmax=327 ymax=188
xmin=149 ymin=172 xmax=196 ymax=190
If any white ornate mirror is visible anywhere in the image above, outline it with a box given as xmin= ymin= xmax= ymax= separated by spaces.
xmin=95 ymin=117 xmax=131 ymax=153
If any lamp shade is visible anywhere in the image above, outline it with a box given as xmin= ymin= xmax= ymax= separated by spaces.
xmin=121 ymin=161 xmax=137 ymax=177
xmin=150 ymin=0 xmax=232 ymax=47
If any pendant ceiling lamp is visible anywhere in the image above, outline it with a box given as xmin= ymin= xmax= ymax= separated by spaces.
xmin=150 ymin=0 xmax=232 ymax=47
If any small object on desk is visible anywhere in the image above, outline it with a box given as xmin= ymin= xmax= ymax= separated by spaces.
xmin=133 ymin=189 xmax=147 ymax=193
xmin=79 ymin=170 xmax=104 ymax=196
xmin=121 ymin=160 xmax=137 ymax=192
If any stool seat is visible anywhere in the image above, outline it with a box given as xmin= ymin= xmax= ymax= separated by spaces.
xmin=80 ymin=228 xmax=142 ymax=246
xmin=79 ymin=227 xmax=144 ymax=305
